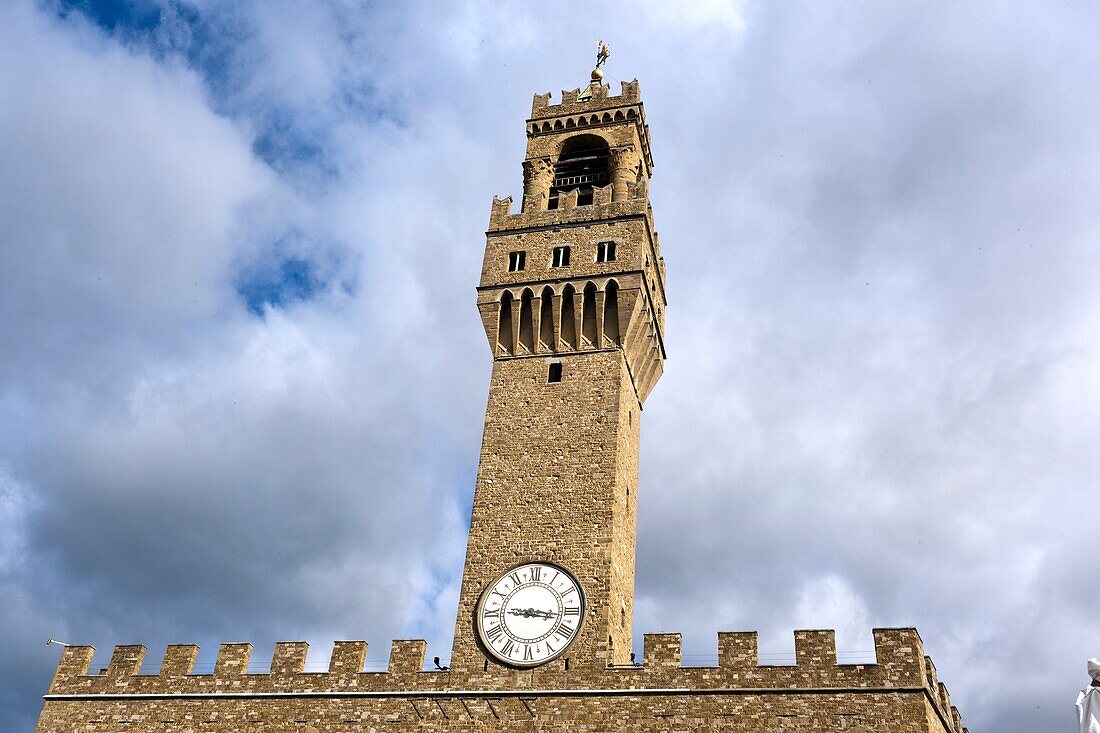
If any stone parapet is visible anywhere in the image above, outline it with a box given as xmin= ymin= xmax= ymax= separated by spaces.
xmin=488 ymin=194 xmax=651 ymax=233
xmin=530 ymin=80 xmax=641 ymax=119
xmin=40 ymin=628 xmax=964 ymax=732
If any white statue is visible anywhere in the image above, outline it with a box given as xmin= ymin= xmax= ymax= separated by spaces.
xmin=1078 ymin=658 xmax=1100 ymax=733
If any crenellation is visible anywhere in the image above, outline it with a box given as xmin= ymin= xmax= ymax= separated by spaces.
xmin=870 ymin=628 xmax=926 ymax=685
xmin=270 ymin=641 xmax=308 ymax=676
xmin=486 ymin=194 xmax=650 ymax=233
xmin=329 ymin=640 xmax=367 ymax=675
xmin=388 ymin=639 xmax=428 ymax=674
xmin=642 ymin=633 xmax=681 ymax=669
xmin=937 ymin=682 xmax=952 ymax=722
xmin=794 ymin=629 xmax=837 ymax=667
xmin=718 ymin=631 xmax=759 ymax=670
xmin=53 ymin=645 xmax=95 ymax=684
xmin=37 ymin=623 xmax=963 ymax=733
xmin=213 ymin=643 xmax=251 ymax=677
xmin=558 ymin=187 xmax=579 ymax=211
xmin=489 ymin=195 xmax=513 ymax=226
xmin=105 ymin=645 xmax=145 ymax=680
xmin=530 ymin=81 xmax=642 ymax=119
xmin=924 ymin=655 xmax=939 ymax=694
xmin=531 ymin=92 xmax=551 ymax=114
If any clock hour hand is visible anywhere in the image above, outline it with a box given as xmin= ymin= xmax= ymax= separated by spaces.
xmin=506 ymin=607 xmax=554 ymax=619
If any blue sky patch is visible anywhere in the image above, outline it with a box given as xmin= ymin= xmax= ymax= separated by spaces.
xmin=57 ymin=0 xmax=164 ymax=32
xmin=236 ymin=256 xmax=323 ymax=316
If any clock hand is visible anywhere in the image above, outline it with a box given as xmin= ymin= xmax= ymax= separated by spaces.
xmin=506 ymin=607 xmax=554 ymax=619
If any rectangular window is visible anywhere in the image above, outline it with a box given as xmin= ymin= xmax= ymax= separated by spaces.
xmin=547 ymin=362 xmax=563 ymax=383
xmin=508 ymin=250 xmax=526 ymax=272
xmin=551 ymin=246 xmax=571 ymax=268
xmin=596 ymin=241 xmax=617 ymax=263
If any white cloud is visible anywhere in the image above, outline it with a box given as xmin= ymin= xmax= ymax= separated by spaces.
xmin=3 ymin=1 xmax=1100 ymax=731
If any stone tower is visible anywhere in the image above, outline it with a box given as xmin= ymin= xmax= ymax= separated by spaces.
xmin=449 ymin=71 xmax=667 ymax=673
xmin=33 ymin=68 xmax=970 ymax=733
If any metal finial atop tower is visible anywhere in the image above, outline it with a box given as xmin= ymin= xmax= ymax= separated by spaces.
xmin=592 ymin=39 xmax=611 ymax=81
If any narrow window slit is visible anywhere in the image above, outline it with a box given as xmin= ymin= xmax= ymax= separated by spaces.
xmin=596 ymin=241 xmax=617 ymax=263
xmin=552 ymin=246 xmax=571 ymax=268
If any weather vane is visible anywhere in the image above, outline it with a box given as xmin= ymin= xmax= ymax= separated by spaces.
xmin=595 ymin=40 xmax=611 ymax=70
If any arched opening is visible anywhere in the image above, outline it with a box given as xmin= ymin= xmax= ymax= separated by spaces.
xmin=603 ymin=280 xmax=620 ymax=346
xmin=549 ymin=134 xmax=610 ymax=209
xmin=497 ymin=291 xmax=514 ymax=355
xmin=518 ymin=289 xmax=534 ymax=353
xmin=581 ymin=282 xmax=598 ymax=347
xmin=560 ymin=284 xmax=577 ymax=350
xmin=539 ymin=286 xmax=555 ymax=351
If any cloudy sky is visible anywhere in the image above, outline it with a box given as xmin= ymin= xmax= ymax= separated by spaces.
xmin=2 ymin=0 xmax=1098 ymax=729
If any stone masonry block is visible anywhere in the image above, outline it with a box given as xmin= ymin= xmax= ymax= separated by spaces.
xmin=871 ymin=628 xmax=925 ymax=685
xmin=271 ymin=642 xmax=309 ymax=675
xmin=214 ymin=643 xmax=252 ymax=677
xmin=925 ymin=655 xmax=940 ymax=691
xmin=643 ymin=633 xmax=681 ymax=669
xmin=938 ymin=682 xmax=951 ymax=715
xmin=794 ymin=630 xmax=836 ymax=666
xmin=329 ymin=641 xmax=367 ymax=675
xmin=718 ymin=631 xmax=758 ymax=668
xmin=160 ymin=645 xmax=198 ymax=676
xmin=52 ymin=645 xmax=95 ymax=686
xmin=389 ymin=640 xmax=427 ymax=673
xmin=105 ymin=645 xmax=145 ymax=679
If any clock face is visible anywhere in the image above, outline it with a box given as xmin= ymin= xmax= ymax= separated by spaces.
xmin=475 ymin=562 xmax=585 ymax=667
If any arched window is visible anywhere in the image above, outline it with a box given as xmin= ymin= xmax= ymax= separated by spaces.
xmin=560 ymin=284 xmax=577 ymax=350
xmin=497 ymin=291 xmax=514 ymax=355
xmin=549 ymin=134 xmax=610 ymax=209
xmin=603 ymin=280 xmax=620 ymax=346
xmin=581 ymin=282 xmax=598 ymax=346
xmin=518 ymin=289 xmax=534 ymax=354
xmin=539 ymin=286 xmax=555 ymax=351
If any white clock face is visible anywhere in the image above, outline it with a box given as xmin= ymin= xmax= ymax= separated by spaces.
xmin=475 ymin=562 xmax=585 ymax=667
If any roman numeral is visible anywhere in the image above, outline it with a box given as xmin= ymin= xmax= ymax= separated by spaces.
xmin=545 ymin=639 xmax=556 ymax=654
xmin=485 ymin=624 xmax=503 ymax=642
xmin=509 ymin=572 xmax=522 ymax=587
xmin=561 ymin=587 xmax=576 ymax=598
xmin=523 ymin=645 xmax=534 ymax=661
xmin=491 ymin=588 xmax=507 ymax=599
xmin=555 ymin=622 xmax=573 ymax=637
xmin=529 ymin=566 xmax=541 ymax=581
xmin=483 ymin=608 xmax=499 ymax=620
xmin=563 ymin=606 xmax=580 ymax=616
xmin=500 ymin=640 xmax=515 ymax=657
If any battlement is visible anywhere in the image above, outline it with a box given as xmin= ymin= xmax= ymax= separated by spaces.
xmin=488 ymin=184 xmax=651 ymax=233
xmin=43 ymin=627 xmax=963 ymax=731
xmin=530 ymin=79 xmax=641 ymax=120
xmin=43 ymin=628 xmax=966 ymax=733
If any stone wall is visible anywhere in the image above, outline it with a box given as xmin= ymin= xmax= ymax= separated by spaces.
xmin=36 ymin=628 xmax=965 ymax=732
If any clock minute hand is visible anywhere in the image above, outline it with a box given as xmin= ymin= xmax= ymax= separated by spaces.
xmin=506 ymin=607 xmax=554 ymax=619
